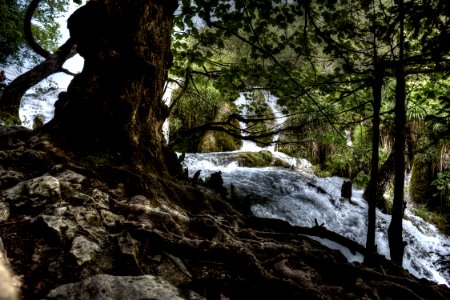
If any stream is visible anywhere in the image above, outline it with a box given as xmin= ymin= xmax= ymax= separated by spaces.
xmin=182 ymin=150 xmax=450 ymax=286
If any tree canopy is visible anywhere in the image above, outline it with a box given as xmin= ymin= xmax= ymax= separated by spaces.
xmin=169 ymin=0 xmax=450 ymax=265
xmin=0 ymin=0 xmax=70 ymax=66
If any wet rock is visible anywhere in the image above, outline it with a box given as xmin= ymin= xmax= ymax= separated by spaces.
xmin=205 ymin=171 xmax=227 ymax=197
xmin=32 ymin=115 xmax=45 ymax=130
xmin=341 ymin=179 xmax=352 ymax=200
xmin=45 ymin=274 xmax=205 ymax=300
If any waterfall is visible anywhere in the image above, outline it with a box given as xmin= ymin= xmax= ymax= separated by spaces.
xmin=182 ymin=152 xmax=450 ymax=286
xmin=162 ymin=81 xmax=177 ymax=145
xmin=234 ymin=91 xmax=286 ymax=152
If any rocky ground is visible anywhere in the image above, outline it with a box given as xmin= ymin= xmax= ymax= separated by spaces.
xmin=1 ymin=124 xmax=450 ymax=299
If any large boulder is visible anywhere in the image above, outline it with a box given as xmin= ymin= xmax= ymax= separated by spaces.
xmin=46 ymin=274 xmax=204 ymax=300
xmin=198 ymin=101 xmax=242 ymax=152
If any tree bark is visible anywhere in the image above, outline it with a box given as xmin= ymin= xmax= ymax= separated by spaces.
xmin=388 ymin=0 xmax=406 ymax=265
xmin=24 ymin=0 xmax=51 ymax=58
xmin=43 ymin=0 xmax=179 ymax=175
xmin=365 ymin=61 xmax=383 ymax=265
xmin=363 ymin=151 xmax=395 ymax=211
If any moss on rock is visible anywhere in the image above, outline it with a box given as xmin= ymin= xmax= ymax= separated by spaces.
xmin=230 ymin=150 xmax=289 ymax=168
xmin=410 ymin=158 xmax=434 ymax=205
xmin=198 ymin=102 xmax=242 ymax=152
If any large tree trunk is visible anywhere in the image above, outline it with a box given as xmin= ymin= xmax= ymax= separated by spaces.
xmin=43 ymin=0 xmax=179 ymax=175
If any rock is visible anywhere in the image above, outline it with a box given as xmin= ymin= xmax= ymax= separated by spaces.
xmin=0 ymin=260 xmax=18 ymax=300
xmin=205 ymin=171 xmax=227 ymax=196
xmin=55 ymin=169 xmax=85 ymax=185
xmin=197 ymin=102 xmax=242 ymax=153
xmin=91 ymin=189 xmax=110 ymax=209
xmin=3 ymin=176 xmax=61 ymax=209
xmin=0 ymin=202 xmax=10 ymax=222
xmin=0 ymin=238 xmax=19 ymax=300
xmin=116 ymin=230 xmax=140 ymax=272
xmin=45 ymin=274 xmax=205 ymax=300
xmin=341 ymin=179 xmax=352 ymax=200
xmin=41 ymin=214 xmax=78 ymax=241
xmin=32 ymin=115 xmax=45 ymax=130
xmin=0 ymin=170 xmax=24 ymax=190
xmin=100 ymin=209 xmax=123 ymax=227
xmin=70 ymin=235 xmax=100 ymax=266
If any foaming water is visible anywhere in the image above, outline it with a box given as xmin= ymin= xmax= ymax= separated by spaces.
xmin=19 ymin=88 xmax=63 ymax=129
xmin=234 ymin=91 xmax=285 ymax=152
xmin=182 ymin=152 xmax=450 ymax=286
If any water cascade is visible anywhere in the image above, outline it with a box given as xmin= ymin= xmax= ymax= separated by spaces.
xmin=182 ymin=151 xmax=450 ymax=286
xmin=162 ymin=81 xmax=178 ymax=144
xmin=234 ymin=91 xmax=286 ymax=152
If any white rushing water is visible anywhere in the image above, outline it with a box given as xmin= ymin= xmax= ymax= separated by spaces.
xmin=182 ymin=151 xmax=450 ymax=286
xmin=234 ymin=91 xmax=286 ymax=152
xmin=19 ymin=88 xmax=63 ymax=129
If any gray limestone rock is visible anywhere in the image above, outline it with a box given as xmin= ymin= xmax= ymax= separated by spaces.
xmin=70 ymin=235 xmax=100 ymax=266
xmin=56 ymin=170 xmax=85 ymax=184
xmin=3 ymin=176 xmax=61 ymax=208
xmin=41 ymin=214 xmax=78 ymax=241
xmin=0 ymin=202 xmax=10 ymax=222
xmin=45 ymin=274 xmax=205 ymax=300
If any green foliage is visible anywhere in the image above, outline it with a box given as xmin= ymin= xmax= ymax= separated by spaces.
xmin=353 ymin=171 xmax=370 ymax=189
xmin=0 ymin=113 xmax=21 ymax=126
xmin=351 ymin=125 xmax=373 ymax=170
xmin=0 ymin=0 xmax=24 ymax=65
xmin=173 ymin=1 xmax=450 ymax=216
xmin=0 ymin=0 xmax=70 ymax=66
xmin=431 ymin=172 xmax=450 ymax=208
xmin=413 ymin=204 xmax=450 ymax=235
xmin=234 ymin=150 xmax=276 ymax=168
xmin=169 ymin=75 xmax=241 ymax=152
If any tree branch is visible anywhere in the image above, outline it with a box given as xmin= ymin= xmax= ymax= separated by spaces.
xmin=0 ymin=38 xmax=77 ymax=120
xmin=24 ymin=0 xmax=50 ymax=58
